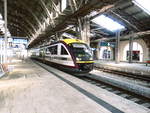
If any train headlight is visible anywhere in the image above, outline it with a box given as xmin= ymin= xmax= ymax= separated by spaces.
xmin=89 ymin=57 xmax=93 ymax=60
xmin=76 ymin=57 xmax=82 ymax=61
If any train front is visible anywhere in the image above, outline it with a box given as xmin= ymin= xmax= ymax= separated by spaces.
xmin=69 ymin=42 xmax=94 ymax=73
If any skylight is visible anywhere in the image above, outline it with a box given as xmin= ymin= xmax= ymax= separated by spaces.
xmin=92 ymin=15 xmax=125 ymax=32
xmin=61 ymin=0 xmax=67 ymax=11
xmin=132 ymin=0 xmax=150 ymax=15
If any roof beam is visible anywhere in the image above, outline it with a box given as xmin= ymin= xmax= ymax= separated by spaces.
xmin=109 ymin=11 xmax=140 ymax=31
xmin=39 ymin=0 xmax=55 ymax=27
xmin=92 ymin=30 xmax=150 ymax=42
xmin=6 ymin=0 xmax=40 ymax=31
xmin=114 ymin=8 xmax=144 ymax=30
xmin=8 ymin=18 xmax=33 ymax=38
xmin=17 ymin=0 xmax=43 ymax=29
xmin=8 ymin=24 xmax=29 ymax=37
xmin=7 ymin=12 xmax=36 ymax=34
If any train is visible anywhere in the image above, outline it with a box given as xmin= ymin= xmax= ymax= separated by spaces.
xmin=30 ymin=39 xmax=94 ymax=74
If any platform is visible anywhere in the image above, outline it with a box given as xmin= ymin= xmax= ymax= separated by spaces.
xmin=0 ymin=58 xmax=149 ymax=113
xmin=94 ymin=60 xmax=150 ymax=77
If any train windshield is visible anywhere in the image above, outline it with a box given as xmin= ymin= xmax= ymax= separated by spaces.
xmin=70 ymin=43 xmax=93 ymax=61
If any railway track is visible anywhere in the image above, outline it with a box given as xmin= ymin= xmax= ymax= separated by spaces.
xmin=34 ymin=60 xmax=150 ymax=109
xmin=76 ymin=74 xmax=150 ymax=109
xmin=95 ymin=67 xmax=150 ymax=84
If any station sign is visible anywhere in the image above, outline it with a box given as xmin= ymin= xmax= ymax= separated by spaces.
xmin=100 ymin=42 xmax=115 ymax=47
xmin=13 ymin=38 xmax=28 ymax=44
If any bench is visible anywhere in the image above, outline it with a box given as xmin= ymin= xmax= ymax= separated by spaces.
xmin=146 ymin=60 xmax=150 ymax=66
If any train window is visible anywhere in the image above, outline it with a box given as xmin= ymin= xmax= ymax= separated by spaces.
xmin=46 ymin=48 xmax=50 ymax=54
xmin=48 ymin=45 xmax=58 ymax=55
xmin=61 ymin=46 xmax=68 ymax=55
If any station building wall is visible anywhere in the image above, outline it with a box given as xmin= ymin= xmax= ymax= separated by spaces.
xmin=98 ymin=46 xmax=114 ymax=60
xmin=119 ymin=39 xmax=149 ymax=62
xmin=92 ymin=38 xmax=149 ymax=62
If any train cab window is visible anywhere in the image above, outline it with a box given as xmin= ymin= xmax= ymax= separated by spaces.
xmin=48 ymin=45 xmax=58 ymax=55
xmin=69 ymin=43 xmax=93 ymax=61
xmin=61 ymin=46 xmax=68 ymax=55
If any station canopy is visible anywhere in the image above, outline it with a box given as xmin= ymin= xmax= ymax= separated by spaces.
xmin=0 ymin=0 xmax=150 ymax=48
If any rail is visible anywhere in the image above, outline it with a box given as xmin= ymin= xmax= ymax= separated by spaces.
xmin=146 ymin=60 xmax=150 ymax=66
xmin=34 ymin=59 xmax=150 ymax=109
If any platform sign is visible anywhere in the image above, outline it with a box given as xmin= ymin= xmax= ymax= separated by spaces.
xmin=13 ymin=39 xmax=28 ymax=44
xmin=100 ymin=42 xmax=108 ymax=46
xmin=100 ymin=42 xmax=115 ymax=48
xmin=8 ymin=37 xmax=13 ymax=42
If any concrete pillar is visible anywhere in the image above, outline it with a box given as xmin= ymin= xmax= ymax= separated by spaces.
xmin=97 ymin=42 xmax=100 ymax=60
xmin=78 ymin=18 xmax=82 ymax=39
xmin=75 ymin=25 xmax=79 ymax=39
xmin=94 ymin=42 xmax=100 ymax=60
xmin=115 ymin=30 xmax=120 ymax=64
xmin=55 ymin=33 xmax=60 ymax=40
xmin=128 ymin=35 xmax=133 ymax=63
xmin=78 ymin=16 xmax=90 ymax=45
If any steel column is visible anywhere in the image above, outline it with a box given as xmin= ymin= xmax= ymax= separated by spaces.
xmin=0 ymin=38 xmax=3 ymax=64
xmin=115 ymin=30 xmax=120 ymax=64
xmin=4 ymin=0 xmax=7 ymax=63
xmin=129 ymin=33 xmax=133 ymax=63
xmin=78 ymin=16 xmax=90 ymax=45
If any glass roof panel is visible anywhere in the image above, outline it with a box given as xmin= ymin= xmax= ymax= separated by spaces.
xmin=133 ymin=0 xmax=150 ymax=15
xmin=92 ymin=15 xmax=125 ymax=32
